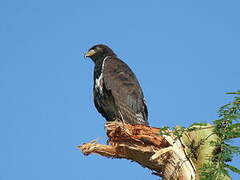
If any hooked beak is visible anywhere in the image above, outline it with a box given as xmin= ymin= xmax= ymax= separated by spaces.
xmin=84 ymin=49 xmax=96 ymax=58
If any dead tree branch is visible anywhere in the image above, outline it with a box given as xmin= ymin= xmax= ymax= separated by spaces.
xmin=78 ymin=122 xmax=196 ymax=179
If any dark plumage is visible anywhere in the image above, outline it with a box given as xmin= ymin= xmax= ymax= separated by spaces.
xmin=84 ymin=44 xmax=148 ymax=125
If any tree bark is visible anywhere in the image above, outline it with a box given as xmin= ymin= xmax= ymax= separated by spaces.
xmin=78 ymin=122 xmax=196 ymax=179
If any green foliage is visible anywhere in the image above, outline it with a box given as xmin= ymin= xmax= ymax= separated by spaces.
xmin=199 ymin=91 xmax=240 ymax=180
xmin=158 ymin=91 xmax=240 ymax=179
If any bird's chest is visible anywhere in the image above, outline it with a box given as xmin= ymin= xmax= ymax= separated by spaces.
xmin=94 ymin=73 xmax=104 ymax=95
xmin=94 ymin=62 xmax=105 ymax=96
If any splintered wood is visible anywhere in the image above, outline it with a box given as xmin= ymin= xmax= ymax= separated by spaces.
xmin=78 ymin=122 xmax=196 ymax=180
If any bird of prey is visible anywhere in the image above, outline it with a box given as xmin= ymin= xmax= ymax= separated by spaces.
xmin=84 ymin=44 xmax=148 ymax=125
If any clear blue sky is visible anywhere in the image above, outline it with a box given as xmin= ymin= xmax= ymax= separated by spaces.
xmin=1 ymin=0 xmax=239 ymax=179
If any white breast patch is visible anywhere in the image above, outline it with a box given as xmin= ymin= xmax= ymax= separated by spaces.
xmin=95 ymin=56 xmax=110 ymax=95
xmin=95 ymin=73 xmax=103 ymax=94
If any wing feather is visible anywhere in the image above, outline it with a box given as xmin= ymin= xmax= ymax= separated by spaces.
xmin=102 ymin=57 xmax=148 ymax=125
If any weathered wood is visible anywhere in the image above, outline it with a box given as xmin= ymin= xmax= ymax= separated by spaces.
xmin=78 ymin=122 xmax=196 ymax=179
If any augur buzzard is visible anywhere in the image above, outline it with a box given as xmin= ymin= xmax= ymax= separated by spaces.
xmin=84 ymin=44 xmax=148 ymax=125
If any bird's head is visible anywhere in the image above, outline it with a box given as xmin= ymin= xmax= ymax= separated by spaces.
xmin=84 ymin=44 xmax=117 ymax=62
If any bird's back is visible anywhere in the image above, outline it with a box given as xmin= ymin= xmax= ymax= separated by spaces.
xmin=94 ymin=56 xmax=148 ymax=125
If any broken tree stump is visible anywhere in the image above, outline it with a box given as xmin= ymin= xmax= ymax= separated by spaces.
xmin=78 ymin=122 xmax=196 ymax=179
